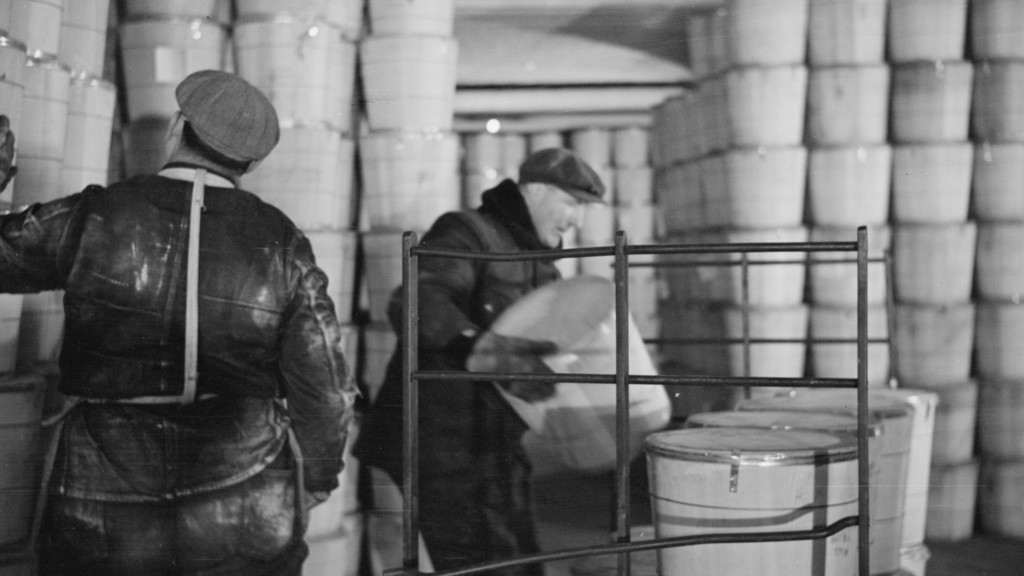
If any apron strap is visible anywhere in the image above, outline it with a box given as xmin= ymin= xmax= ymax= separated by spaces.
xmin=181 ymin=168 xmax=205 ymax=405
xmin=287 ymin=427 xmax=309 ymax=535
xmin=31 ymin=400 xmax=79 ymax=552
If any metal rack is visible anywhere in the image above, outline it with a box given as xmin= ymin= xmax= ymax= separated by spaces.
xmin=390 ymin=227 xmax=873 ymax=576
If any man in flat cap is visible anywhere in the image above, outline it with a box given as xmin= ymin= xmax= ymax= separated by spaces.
xmin=356 ymin=147 xmax=606 ymax=575
xmin=0 ymin=70 xmax=357 ymax=575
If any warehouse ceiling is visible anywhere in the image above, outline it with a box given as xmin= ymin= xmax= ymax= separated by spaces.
xmin=451 ymin=0 xmax=719 ymax=128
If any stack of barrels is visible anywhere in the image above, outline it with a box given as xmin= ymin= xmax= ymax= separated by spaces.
xmin=611 ymin=127 xmax=660 ymax=359
xmin=233 ymin=0 xmax=361 ymax=332
xmin=119 ymin=0 xmax=230 ymax=175
xmin=12 ymin=0 xmax=69 ymax=376
xmin=230 ymin=2 xmax=363 ymax=575
xmin=804 ymin=0 xmax=891 ymax=389
xmin=357 ymin=0 xmax=459 ymax=397
xmin=0 ymin=1 xmax=114 ymax=573
xmin=654 ymin=0 xmax=811 ymax=410
xmin=570 ymin=128 xmax=616 ymax=281
xmin=460 ymin=129 xmax=525 ymax=209
xmin=357 ymin=1 xmax=458 ymax=574
xmin=885 ymin=0 xmax=980 ymax=556
xmin=968 ymin=0 xmax=1024 ymax=545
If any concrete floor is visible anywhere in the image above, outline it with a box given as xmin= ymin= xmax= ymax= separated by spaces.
xmin=533 ymin=469 xmax=1024 ymax=576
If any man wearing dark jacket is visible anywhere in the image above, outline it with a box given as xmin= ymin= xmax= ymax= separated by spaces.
xmin=356 ymin=148 xmax=606 ymax=575
xmin=0 ymin=70 xmax=357 ymax=575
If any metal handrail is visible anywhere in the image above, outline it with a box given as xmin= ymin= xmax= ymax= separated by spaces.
xmin=394 ymin=228 xmax=873 ymax=576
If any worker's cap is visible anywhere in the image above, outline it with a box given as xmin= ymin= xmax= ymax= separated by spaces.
xmin=175 ymin=70 xmax=280 ymax=164
xmin=518 ymin=148 xmax=606 ymax=204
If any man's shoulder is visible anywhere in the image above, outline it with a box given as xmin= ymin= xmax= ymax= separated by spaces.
xmin=427 ymin=209 xmax=507 ymax=248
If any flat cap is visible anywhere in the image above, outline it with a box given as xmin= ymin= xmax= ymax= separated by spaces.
xmin=518 ymin=147 xmax=606 ymax=204
xmin=175 ymin=70 xmax=280 ymax=163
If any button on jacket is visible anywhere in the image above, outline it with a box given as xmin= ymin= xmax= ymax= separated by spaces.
xmin=0 ymin=169 xmax=357 ymax=501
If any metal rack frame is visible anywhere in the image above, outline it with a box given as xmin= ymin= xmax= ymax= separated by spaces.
xmin=390 ymin=227 xmax=872 ymax=576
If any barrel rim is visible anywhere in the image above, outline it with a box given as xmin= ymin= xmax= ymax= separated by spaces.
xmin=685 ymin=409 xmax=883 ymax=437
xmin=277 ymin=118 xmax=351 ymax=133
xmin=233 ymin=11 xmax=358 ymax=37
xmin=0 ymin=34 xmax=26 ymax=52
xmin=644 ymin=427 xmax=859 ymax=465
xmin=119 ymin=15 xmax=227 ymax=28
xmin=361 ymin=129 xmax=457 ymax=141
xmin=890 ymin=58 xmax=974 ymax=71
xmin=69 ymin=71 xmax=116 ymax=90
xmin=738 ymin=401 xmax=912 ymax=420
xmin=25 ymin=51 xmax=70 ymax=71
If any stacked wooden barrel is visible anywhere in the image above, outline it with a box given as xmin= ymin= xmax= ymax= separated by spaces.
xmin=967 ymin=0 xmax=1024 ymax=544
xmin=0 ymin=2 xmax=114 ymax=570
xmin=357 ymin=0 xmax=459 ymax=378
xmin=804 ymin=0 xmax=891 ymax=389
xmin=884 ymin=0 xmax=979 ymax=556
xmin=358 ymin=1 xmax=458 ymax=574
xmin=654 ymin=0 xmax=811 ymax=410
xmin=612 ymin=127 xmax=659 ymax=359
xmin=118 ymin=0 xmax=229 ymax=175
xmin=230 ymin=3 xmax=363 ymax=574
xmin=461 ymin=130 xmax=524 ymax=209
xmin=571 ymin=128 xmax=616 ymax=280
xmin=233 ymin=0 xmax=360 ymax=335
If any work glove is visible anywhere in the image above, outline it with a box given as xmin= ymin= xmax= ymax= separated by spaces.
xmin=472 ymin=332 xmax=558 ymax=403
xmin=0 ymin=115 xmax=15 ymax=193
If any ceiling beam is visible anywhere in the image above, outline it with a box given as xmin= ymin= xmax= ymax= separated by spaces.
xmin=455 ymin=0 xmax=721 ymax=13
xmin=453 ymin=112 xmax=653 ymax=133
xmin=455 ymin=85 xmax=686 ymax=115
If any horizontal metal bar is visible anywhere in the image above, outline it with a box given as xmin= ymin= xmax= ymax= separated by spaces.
xmin=634 ymin=256 xmax=887 ymax=267
xmin=651 ymin=337 xmax=891 ymax=345
xmin=627 ymin=242 xmax=858 ymax=255
xmin=414 ymin=370 xmax=857 ymax=388
xmin=385 ymin=515 xmax=860 ymax=576
xmin=411 ymin=241 xmax=861 ymax=262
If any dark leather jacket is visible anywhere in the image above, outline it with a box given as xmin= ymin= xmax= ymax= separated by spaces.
xmin=357 ymin=179 xmax=561 ymax=478
xmin=0 ymin=169 xmax=357 ymax=500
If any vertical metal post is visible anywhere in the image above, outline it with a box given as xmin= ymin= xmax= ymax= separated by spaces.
xmin=402 ymin=231 xmax=420 ymax=574
xmin=614 ymin=232 xmax=631 ymax=576
xmin=856 ymin=227 xmax=871 ymax=576
xmin=740 ymin=253 xmax=751 ymax=398
xmin=884 ymin=248 xmax=899 ymax=389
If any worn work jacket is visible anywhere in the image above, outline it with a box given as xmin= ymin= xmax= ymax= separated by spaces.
xmin=357 ymin=178 xmax=561 ymax=481
xmin=0 ymin=167 xmax=357 ymax=501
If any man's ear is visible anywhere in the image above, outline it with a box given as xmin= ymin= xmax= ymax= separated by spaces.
xmin=164 ymin=111 xmax=185 ymax=157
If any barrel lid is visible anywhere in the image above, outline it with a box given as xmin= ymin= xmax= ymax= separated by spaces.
xmin=737 ymin=389 xmax=913 ymax=419
xmin=645 ymin=427 xmax=858 ymax=465
xmin=685 ymin=410 xmax=881 ymax=437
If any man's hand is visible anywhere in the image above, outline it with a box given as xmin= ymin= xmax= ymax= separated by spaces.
xmin=303 ymin=489 xmax=329 ymax=512
xmin=472 ymin=333 xmax=558 ymax=402
xmin=0 ymin=115 xmax=16 ymax=193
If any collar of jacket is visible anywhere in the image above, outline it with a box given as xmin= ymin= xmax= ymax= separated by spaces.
xmin=478 ymin=179 xmax=550 ymax=251
xmin=158 ymin=165 xmax=236 ymax=188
